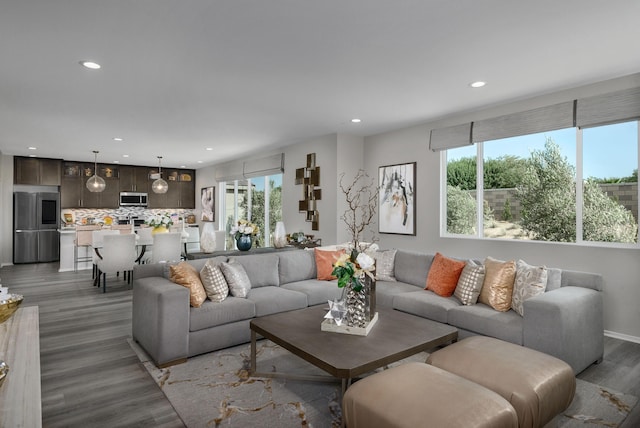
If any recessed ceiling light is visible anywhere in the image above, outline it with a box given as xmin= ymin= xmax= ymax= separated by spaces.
xmin=206 ymin=147 xmax=213 ymax=151
xmin=197 ymin=160 xmax=203 ymax=163
xmin=28 ymin=146 xmax=37 ymax=150
xmin=28 ymin=154 xmax=37 ymax=158
xmin=113 ymin=137 xmax=123 ymax=142
xmin=180 ymin=165 xmax=186 ymax=168
xmin=122 ymin=154 xmax=129 ymax=158
xmin=113 ymin=160 xmax=120 ymax=164
xmin=470 ymin=81 xmax=486 ymax=88
xmin=351 ymin=118 xmax=362 ymax=123
xmin=80 ymin=60 xmax=101 ymax=70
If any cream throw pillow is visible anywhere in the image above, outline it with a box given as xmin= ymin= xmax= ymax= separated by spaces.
xmin=479 ymin=257 xmax=516 ymax=312
xmin=200 ymin=259 xmax=229 ymax=302
xmin=511 ymin=259 xmax=548 ymax=316
xmin=454 ymin=260 xmax=485 ymax=305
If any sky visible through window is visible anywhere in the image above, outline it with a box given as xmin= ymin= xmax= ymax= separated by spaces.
xmin=449 ymin=121 xmax=638 ymax=180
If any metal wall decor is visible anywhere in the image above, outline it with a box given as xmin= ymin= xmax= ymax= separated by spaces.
xmin=296 ymin=153 xmax=321 ymax=230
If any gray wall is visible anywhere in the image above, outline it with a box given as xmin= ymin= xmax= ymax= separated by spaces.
xmin=365 ymin=73 xmax=640 ymax=342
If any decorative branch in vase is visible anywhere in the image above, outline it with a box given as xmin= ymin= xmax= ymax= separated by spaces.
xmin=324 ymin=170 xmax=380 ymax=332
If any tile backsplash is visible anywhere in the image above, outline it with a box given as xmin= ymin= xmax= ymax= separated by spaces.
xmin=62 ymin=207 xmax=195 ymax=225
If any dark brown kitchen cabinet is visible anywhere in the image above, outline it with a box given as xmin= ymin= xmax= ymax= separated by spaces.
xmin=147 ymin=169 xmax=195 ymax=208
xmin=14 ymin=156 xmax=62 ymax=185
xmin=119 ymin=166 xmax=150 ymax=193
xmin=60 ymin=161 xmax=119 ymax=208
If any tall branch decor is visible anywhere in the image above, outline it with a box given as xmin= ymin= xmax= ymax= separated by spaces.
xmin=322 ymin=170 xmax=380 ymax=335
xmin=338 ymin=169 xmax=379 ymax=251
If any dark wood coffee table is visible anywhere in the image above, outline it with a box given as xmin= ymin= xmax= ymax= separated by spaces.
xmin=249 ymin=306 xmax=458 ymax=395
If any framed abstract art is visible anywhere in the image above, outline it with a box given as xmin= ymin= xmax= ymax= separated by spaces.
xmin=378 ymin=162 xmax=416 ymax=235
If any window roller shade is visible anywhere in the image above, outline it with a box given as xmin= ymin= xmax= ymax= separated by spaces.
xmin=577 ymin=87 xmax=640 ymax=128
xmin=472 ymin=101 xmax=574 ymax=143
xmin=429 ymin=123 xmax=472 ymax=151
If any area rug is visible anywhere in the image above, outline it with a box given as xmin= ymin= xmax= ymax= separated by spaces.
xmin=130 ymin=340 xmax=637 ymax=428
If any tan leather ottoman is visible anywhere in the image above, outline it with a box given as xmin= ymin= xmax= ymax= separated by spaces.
xmin=342 ymin=362 xmax=518 ymax=428
xmin=426 ymin=336 xmax=576 ymax=428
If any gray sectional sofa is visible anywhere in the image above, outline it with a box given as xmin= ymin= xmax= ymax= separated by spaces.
xmin=132 ymin=248 xmax=604 ymax=374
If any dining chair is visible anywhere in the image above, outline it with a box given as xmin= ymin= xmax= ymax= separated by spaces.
xmin=136 ymin=227 xmax=154 ymax=264
xmin=91 ymin=229 xmax=119 ymax=280
xmin=152 ymin=232 xmax=183 ymax=263
xmin=96 ymin=233 xmax=136 ymax=293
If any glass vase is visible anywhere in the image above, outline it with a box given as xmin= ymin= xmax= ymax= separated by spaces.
xmin=200 ymin=222 xmax=216 ymax=253
xmin=236 ymin=234 xmax=253 ymax=251
xmin=273 ymin=221 xmax=287 ymax=248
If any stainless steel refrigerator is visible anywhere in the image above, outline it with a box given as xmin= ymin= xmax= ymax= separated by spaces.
xmin=14 ymin=192 xmax=60 ymax=263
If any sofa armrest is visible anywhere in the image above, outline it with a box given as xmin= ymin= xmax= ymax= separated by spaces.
xmin=523 ymin=286 xmax=603 ymax=374
xmin=132 ymin=276 xmax=190 ymax=367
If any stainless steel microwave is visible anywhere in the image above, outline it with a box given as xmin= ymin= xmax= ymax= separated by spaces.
xmin=119 ymin=192 xmax=148 ymax=206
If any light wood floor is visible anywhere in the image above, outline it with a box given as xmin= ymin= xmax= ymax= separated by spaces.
xmin=1 ymin=262 xmax=639 ymax=427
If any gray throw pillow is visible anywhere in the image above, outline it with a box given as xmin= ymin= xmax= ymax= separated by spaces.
xmin=454 ymin=260 xmax=485 ymax=305
xmin=200 ymin=259 xmax=229 ymax=302
xmin=375 ymin=249 xmax=397 ymax=282
xmin=220 ymin=259 xmax=252 ymax=298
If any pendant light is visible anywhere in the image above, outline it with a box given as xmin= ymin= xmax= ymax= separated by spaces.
xmin=152 ymin=156 xmax=169 ymax=194
xmin=86 ymin=150 xmax=106 ymax=193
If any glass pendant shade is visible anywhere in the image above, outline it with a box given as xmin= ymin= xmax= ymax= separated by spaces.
xmin=86 ymin=150 xmax=106 ymax=193
xmin=152 ymin=155 xmax=169 ymax=194
xmin=86 ymin=174 xmax=106 ymax=192
xmin=152 ymin=177 xmax=168 ymax=194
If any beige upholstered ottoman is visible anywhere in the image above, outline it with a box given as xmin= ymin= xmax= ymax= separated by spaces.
xmin=427 ymin=336 xmax=576 ymax=428
xmin=342 ymin=362 xmax=518 ymax=428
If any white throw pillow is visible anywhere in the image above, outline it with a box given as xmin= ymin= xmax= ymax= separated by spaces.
xmin=511 ymin=259 xmax=548 ymax=316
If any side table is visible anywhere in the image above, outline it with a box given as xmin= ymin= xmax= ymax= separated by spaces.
xmin=0 ymin=306 xmax=42 ymax=428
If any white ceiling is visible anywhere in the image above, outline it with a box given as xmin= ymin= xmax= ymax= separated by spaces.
xmin=1 ymin=0 xmax=639 ymax=169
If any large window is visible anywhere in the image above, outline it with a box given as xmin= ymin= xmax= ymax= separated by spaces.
xmin=222 ymin=174 xmax=283 ymax=249
xmin=444 ymin=121 xmax=639 ymax=246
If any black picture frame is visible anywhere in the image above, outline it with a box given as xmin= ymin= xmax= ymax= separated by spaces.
xmin=378 ymin=162 xmax=416 ymax=235
xmin=201 ymin=186 xmax=215 ymax=222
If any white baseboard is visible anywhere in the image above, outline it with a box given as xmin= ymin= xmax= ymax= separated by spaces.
xmin=604 ymin=330 xmax=640 ymax=344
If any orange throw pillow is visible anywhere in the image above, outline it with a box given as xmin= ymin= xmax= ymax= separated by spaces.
xmin=314 ymin=248 xmax=345 ymax=281
xmin=425 ymin=252 xmax=466 ymax=297
xmin=170 ymin=261 xmax=207 ymax=308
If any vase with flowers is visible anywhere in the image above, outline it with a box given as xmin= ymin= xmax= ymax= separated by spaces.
xmin=231 ymin=219 xmax=259 ymax=251
xmin=323 ymin=170 xmax=380 ymax=332
xmin=146 ymin=212 xmax=173 ymax=234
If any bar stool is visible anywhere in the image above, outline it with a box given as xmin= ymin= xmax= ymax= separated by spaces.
xmin=74 ymin=225 xmax=100 ymax=272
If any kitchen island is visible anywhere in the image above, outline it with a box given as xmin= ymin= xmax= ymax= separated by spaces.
xmin=58 ymin=225 xmax=200 ymax=272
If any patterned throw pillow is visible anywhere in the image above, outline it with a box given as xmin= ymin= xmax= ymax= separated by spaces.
xmin=511 ymin=259 xmax=548 ymax=316
xmin=314 ymin=248 xmax=345 ymax=281
xmin=454 ymin=260 xmax=486 ymax=305
xmin=375 ymin=249 xmax=397 ymax=282
xmin=425 ymin=252 xmax=466 ymax=297
xmin=169 ymin=261 xmax=207 ymax=308
xmin=220 ymin=259 xmax=252 ymax=298
xmin=479 ymin=257 xmax=516 ymax=312
xmin=200 ymin=259 xmax=229 ymax=303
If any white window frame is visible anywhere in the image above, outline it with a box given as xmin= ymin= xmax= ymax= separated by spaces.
xmin=441 ymin=123 xmax=640 ymax=249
